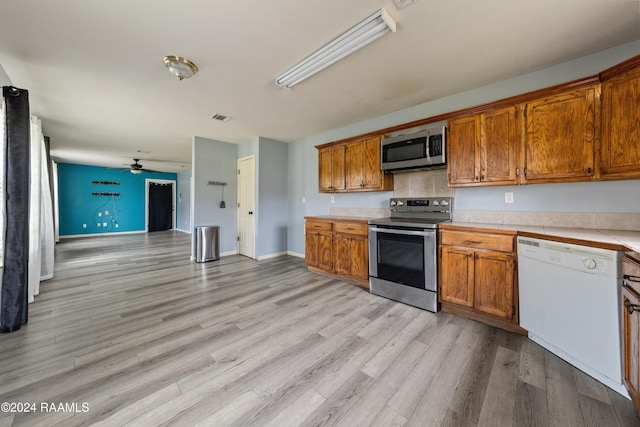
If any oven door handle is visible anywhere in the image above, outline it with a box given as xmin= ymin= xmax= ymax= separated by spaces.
xmin=369 ymin=227 xmax=433 ymax=237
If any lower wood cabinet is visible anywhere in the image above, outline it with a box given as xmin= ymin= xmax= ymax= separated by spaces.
xmin=304 ymin=217 xmax=369 ymax=288
xmin=438 ymin=227 xmax=523 ymax=333
xmin=622 ymin=254 xmax=640 ymax=415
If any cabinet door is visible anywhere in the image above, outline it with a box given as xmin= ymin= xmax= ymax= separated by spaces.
xmin=346 ymin=140 xmax=365 ymax=190
xmin=601 ymin=68 xmax=640 ymax=179
xmin=439 ymin=246 xmax=474 ymax=307
xmin=318 ymin=231 xmax=334 ymax=272
xmin=334 ymin=234 xmax=351 ymax=277
xmin=362 ymin=136 xmax=383 ymax=189
xmin=622 ymin=285 xmax=640 ymax=411
xmin=318 ymin=146 xmax=346 ymax=192
xmin=480 ymin=106 xmax=519 ymax=184
xmin=448 ymin=115 xmax=480 ymax=186
xmin=474 ymin=251 xmax=515 ymax=320
xmin=305 ymin=231 xmax=319 ymax=267
xmin=523 ymin=86 xmax=596 ymax=182
xmin=349 ymin=234 xmax=369 ymax=281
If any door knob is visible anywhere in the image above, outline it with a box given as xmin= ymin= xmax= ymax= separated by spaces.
xmin=248 ymin=211 xmax=253 ymax=215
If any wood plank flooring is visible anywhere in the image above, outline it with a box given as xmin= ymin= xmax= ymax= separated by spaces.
xmin=0 ymin=230 xmax=637 ymax=426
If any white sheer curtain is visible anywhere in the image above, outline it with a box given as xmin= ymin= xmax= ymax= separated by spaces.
xmin=0 ymin=99 xmax=5 ymax=272
xmin=26 ymin=116 xmax=54 ymax=303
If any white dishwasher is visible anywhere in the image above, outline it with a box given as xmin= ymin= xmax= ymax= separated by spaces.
xmin=517 ymin=237 xmax=626 ymax=397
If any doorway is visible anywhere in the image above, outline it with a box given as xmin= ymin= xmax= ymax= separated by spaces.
xmin=146 ymin=179 xmax=176 ymax=232
xmin=237 ymin=156 xmax=255 ymax=258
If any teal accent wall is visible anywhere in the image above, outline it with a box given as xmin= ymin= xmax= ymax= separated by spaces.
xmin=58 ymin=163 xmax=177 ymax=236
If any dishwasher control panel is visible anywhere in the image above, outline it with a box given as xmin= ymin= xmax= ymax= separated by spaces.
xmin=517 ymin=237 xmax=621 ymax=277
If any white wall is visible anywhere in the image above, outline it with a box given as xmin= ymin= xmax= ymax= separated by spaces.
xmin=191 ymin=136 xmax=238 ymax=256
xmin=176 ymin=167 xmax=191 ymax=233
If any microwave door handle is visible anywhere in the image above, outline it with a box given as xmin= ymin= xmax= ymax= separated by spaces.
xmin=369 ymin=227 xmax=432 ymax=237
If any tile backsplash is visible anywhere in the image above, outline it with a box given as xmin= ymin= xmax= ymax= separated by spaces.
xmin=392 ymin=169 xmax=453 ymax=198
xmin=330 ymin=168 xmax=640 ymax=231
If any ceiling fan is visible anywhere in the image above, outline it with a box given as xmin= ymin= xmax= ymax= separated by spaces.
xmin=123 ymin=159 xmax=158 ymax=174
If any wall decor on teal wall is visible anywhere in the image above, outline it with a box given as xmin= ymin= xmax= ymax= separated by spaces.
xmin=57 ymin=163 xmax=178 ymax=236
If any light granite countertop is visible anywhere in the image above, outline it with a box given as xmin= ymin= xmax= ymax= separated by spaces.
xmin=445 ymin=221 xmax=640 ymax=253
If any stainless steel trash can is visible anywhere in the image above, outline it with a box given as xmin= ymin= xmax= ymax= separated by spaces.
xmin=195 ymin=225 xmax=220 ymax=262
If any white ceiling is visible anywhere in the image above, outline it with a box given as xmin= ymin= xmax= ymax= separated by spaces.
xmin=0 ymin=0 xmax=639 ymax=172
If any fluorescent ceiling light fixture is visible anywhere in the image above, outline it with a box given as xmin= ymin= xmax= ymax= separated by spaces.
xmin=275 ymin=8 xmax=396 ymax=88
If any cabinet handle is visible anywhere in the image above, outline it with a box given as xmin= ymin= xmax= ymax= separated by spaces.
xmin=625 ymin=300 xmax=640 ymax=314
xmin=474 ymin=176 xmax=479 ymax=181
xmin=524 ymin=168 xmax=528 ymax=176
xmin=516 ymin=168 xmax=520 ymax=176
xmin=480 ymin=175 xmax=485 ymax=181
xmin=624 ymin=274 xmax=640 ymax=283
xmin=465 ymin=240 xmax=481 ymax=244
xmin=586 ymin=167 xmax=592 ymax=174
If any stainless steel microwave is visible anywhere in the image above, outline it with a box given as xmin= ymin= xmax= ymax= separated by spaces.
xmin=380 ymin=124 xmax=446 ymax=172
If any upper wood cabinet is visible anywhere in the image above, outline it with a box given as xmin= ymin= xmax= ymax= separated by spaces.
xmin=448 ymin=105 xmax=520 ymax=187
xmin=318 ymin=136 xmax=392 ymax=193
xmin=600 ymin=63 xmax=640 ymax=180
xmin=521 ymin=85 xmax=598 ymax=183
xmin=318 ymin=145 xmax=346 ymax=192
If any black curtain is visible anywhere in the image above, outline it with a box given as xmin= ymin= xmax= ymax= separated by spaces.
xmin=1 ymin=86 xmax=31 ymax=332
xmin=148 ymin=183 xmax=172 ymax=232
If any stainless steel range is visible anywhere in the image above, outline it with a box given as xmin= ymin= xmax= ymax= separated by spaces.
xmin=368 ymin=197 xmax=453 ymax=312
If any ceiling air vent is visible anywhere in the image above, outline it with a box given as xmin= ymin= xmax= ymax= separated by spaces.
xmin=393 ymin=0 xmax=417 ymax=9
xmin=211 ymin=113 xmax=231 ymax=122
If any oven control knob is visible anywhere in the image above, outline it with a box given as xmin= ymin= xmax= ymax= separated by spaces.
xmin=433 ymin=201 xmax=440 ymax=206
xmin=390 ymin=200 xmax=397 ymax=207
xmin=440 ymin=200 xmax=449 ymax=206
xmin=396 ymin=200 xmax=404 ymax=207
xmin=583 ymin=258 xmax=597 ymax=270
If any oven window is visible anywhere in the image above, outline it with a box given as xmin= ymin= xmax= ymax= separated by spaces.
xmin=383 ymin=138 xmax=426 ymax=163
xmin=376 ymin=232 xmax=425 ymax=289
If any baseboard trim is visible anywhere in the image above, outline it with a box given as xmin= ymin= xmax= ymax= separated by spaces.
xmin=287 ymin=251 xmax=305 ymax=258
xmin=257 ymin=251 xmax=288 ymax=261
xmin=60 ymin=230 xmax=146 ymax=239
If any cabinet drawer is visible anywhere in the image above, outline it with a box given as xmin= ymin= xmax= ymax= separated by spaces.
xmin=334 ymin=222 xmax=368 ymax=235
xmin=624 ymin=256 xmax=640 ymax=296
xmin=440 ymin=230 xmax=514 ymax=252
xmin=306 ymin=220 xmax=333 ymax=232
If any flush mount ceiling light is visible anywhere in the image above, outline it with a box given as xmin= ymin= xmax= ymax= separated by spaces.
xmin=275 ymin=8 xmax=396 ymax=88
xmin=163 ymin=55 xmax=198 ymax=80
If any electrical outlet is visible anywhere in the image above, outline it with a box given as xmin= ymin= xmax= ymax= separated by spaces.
xmin=330 ymin=196 xmax=335 ymax=204
xmin=302 ymin=196 xmax=306 ymax=204
xmin=505 ymin=192 xmax=514 ymax=204
xmin=82 ymin=224 xmax=87 ymax=229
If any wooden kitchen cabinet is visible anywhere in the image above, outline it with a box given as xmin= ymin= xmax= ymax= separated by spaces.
xmin=448 ymin=105 xmax=520 ymax=187
xmin=438 ymin=227 xmax=521 ymax=333
xmin=600 ymin=58 xmax=640 ymax=180
xmin=304 ymin=217 xmax=369 ymax=288
xmin=346 ymin=136 xmax=394 ymax=192
xmin=304 ymin=220 xmax=334 ymax=272
xmin=622 ymin=254 xmax=640 ymax=414
xmin=317 ymin=136 xmax=392 ymax=193
xmin=333 ymin=222 xmax=369 ymax=285
xmin=318 ymin=145 xmax=346 ymax=192
xmin=521 ymin=85 xmax=598 ymax=183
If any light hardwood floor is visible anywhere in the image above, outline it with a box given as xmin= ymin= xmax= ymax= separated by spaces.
xmin=0 ymin=231 xmax=637 ymax=426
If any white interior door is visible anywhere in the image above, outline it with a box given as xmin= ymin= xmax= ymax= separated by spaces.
xmin=237 ymin=156 xmax=255 ymax=258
